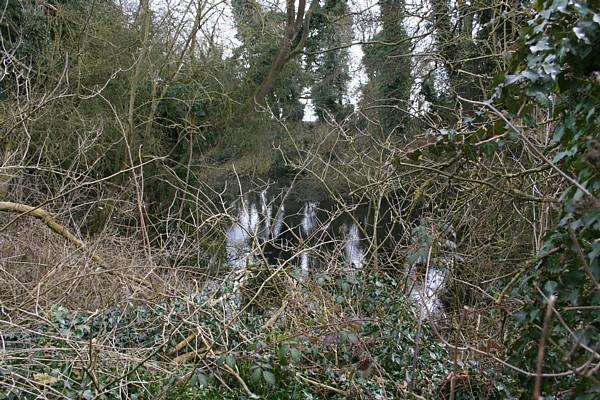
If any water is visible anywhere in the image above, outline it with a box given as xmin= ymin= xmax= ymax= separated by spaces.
xmin=225 ymin=198 xmax=260 ymax=269
xmin=344 ymin=223 xmax=364 ymax=269
xmin=301 ymin=201 xmax=318 ymax=236
xmin=409 ymin=266 xmax=448 ymax=316
xmin=222 ymin=187 xmax=448 ymax=315
xmin=271 ymin=202 xmax=285 ymax=239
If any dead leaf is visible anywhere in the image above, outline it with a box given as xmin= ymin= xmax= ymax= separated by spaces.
xmin=33 ymin=372 xmax=60 ymax=385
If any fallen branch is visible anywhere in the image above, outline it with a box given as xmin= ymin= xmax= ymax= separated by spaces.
xmin=169 ymin=332 xmax=199 ymax=355
xmin=0 ymin=201 xmax=150 ymax=289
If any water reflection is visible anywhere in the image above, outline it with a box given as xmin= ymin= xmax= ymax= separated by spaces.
xmin=344 ymin=223 xmax=364 ymax=269
xmin=301 ymin=201 xmax=318 ymax=236
xmin=223 ymin=189 xmax=448 ymax=315
xmin=226 ymin=194 xmax=365 ymax=272
xmin=225 ymin=198 xmax=260 ymax=269
xmin=409 ymin=266 xmax=448 ymax=316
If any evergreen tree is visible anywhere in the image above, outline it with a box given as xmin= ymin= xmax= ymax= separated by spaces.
xmin=306 ymin=0 xmax=353 ymax=122
xmin=362 ymin=0 xmax=412 ymax=136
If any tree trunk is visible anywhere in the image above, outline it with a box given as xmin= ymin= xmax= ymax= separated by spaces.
xmin=253 ymin=0 xmax=316 ymax=106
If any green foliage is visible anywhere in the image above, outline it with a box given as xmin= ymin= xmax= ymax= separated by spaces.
xmin=0 ymin=0 xmax=138 ymax=184
xmin=496 ymin=1 xmax=600 ymax=397
xmin=0 ymin=1 xmax=48 ymax=98
xmin=6 ymin=1 xmax=599 ymax=398
xmin=3 ymin=271 xmax=519 ymax=399
xmin=231 ymin=0 xmax=307 ymax=120
xmin=362 ymin=1 xmax=413 ymax=136
xmin=306 ymin=0 xmax=353 ymax=122
xmin=0 ymin=0 xmax=49 ymax=55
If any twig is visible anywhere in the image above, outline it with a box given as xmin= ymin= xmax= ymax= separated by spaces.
xmin=410 ymin=242 xmax=434 ymax=390
xmin=450 ymin=307 xmax=468 ymax=400
xmin=426 ymin=310 xmax=582 ymax=378
xmin=169 ymin=332 xmax=200 ymax=355
xmin=457 ymin=95 xmax=595 ymax=200
xmin=222 ymin=364 xmax=255 ymax=397
xmin=296 ymin=373 xmax=349 ymax=396
xmin=262 ymin=298 xmax=289 ymax=330
xmin=533 ymin=295 xmax=556 ymax=399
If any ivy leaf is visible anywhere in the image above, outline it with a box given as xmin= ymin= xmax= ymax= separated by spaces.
xmin=251 ymin=367 xmax=262 ymax=383
xmin=553 ymin=147 xmax=577 ymax=163
xmin=340 ymin=281 xmax=350 ymax=292
xmin=82 ymin=390 xmax=94 ymax=400
xmin=406 ymin=150 xmax=421 ymax=161
xmin=481 ymin=141 xmax=499 ymax=156
xmin=527 ymin=88 xmax=552 ymax=106
xmin=542 ymin=62 xmax=561 ymax=78
xmin=197 ymin=373 xmax=210 ymax=387
xmin=588 ymin=242 xmax=600 ymax=265
xmin=573 ymin=26 xmax=591 ymax=44
xmin=339 ymin=331 xmax=349 ymax=343
xmin=225 ymin=354 xmax=236 ymax=369
xmin=530 ymin=38 xmax=552 ymax=53
xmin=290 ymin=347 xmax=302 ymax=362
xmin=544 ymin=280 xmax=558 ymax=295
xmin=522 ymin=70 xmax=540 ymax=82
xmin=262 ymin=370 xmax=276 ymax=385
xmin=554 ymin=0 xmax=568 ymax=13
xmin=504 ymin=74 xmax=523 ymax=86
xmin=553 ymin=125 xmax=566 ymax=141
xmin=581 ymin=209 xmax=600 ymax=229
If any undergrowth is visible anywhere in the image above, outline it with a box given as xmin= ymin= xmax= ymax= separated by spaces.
xmin=1 ymin=264 xmax=516 ymax=399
